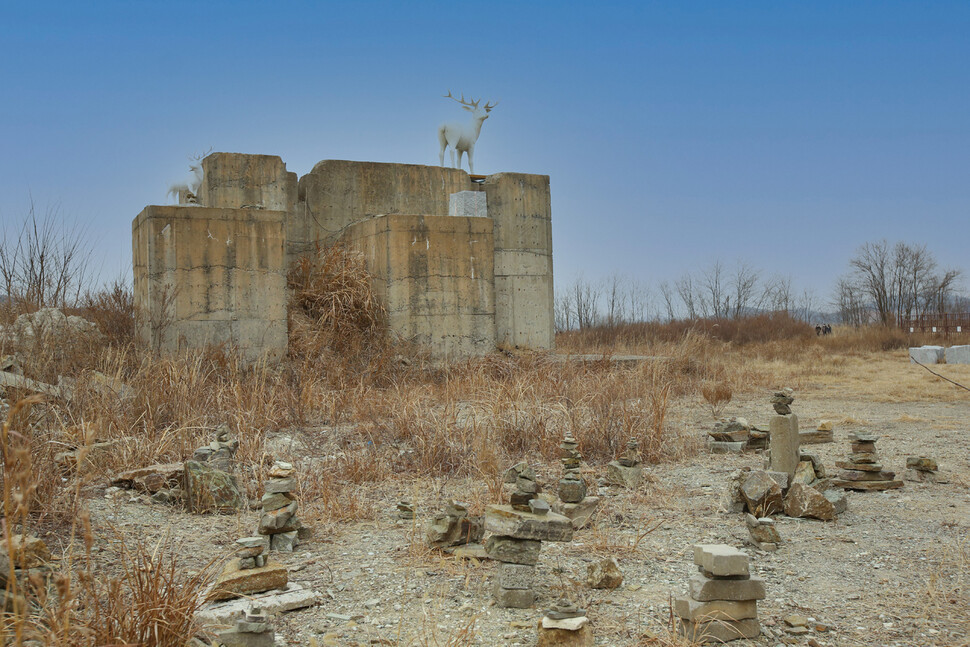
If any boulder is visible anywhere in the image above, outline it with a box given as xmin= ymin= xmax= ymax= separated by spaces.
xmin=605 ymin=461 xmax=642 ymax=488
xmin=791 ymin=460 xmax=816 ymax=486
xmin=183 ymin=460 xmax=244 ymax=513
xmin=783 ymin=482 xmax=843 ymax=521
xmin=558 ymin=496 xmax=601 ymax=529
xmin=740 ymin=471 xmax=784 ymax=516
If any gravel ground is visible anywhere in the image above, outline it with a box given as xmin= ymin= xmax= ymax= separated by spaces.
xmin=81 ymin=383 xmax=970 ymax=647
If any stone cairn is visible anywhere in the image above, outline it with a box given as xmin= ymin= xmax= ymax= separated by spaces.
xmin=557 ymin=433 xmax=586 ymax=504
xmin=259 ymin=461 xmax=301 ymax=551
xmin=905 ymin=456 xmax=944 ymax=483
xmin=485 ymin=464 xmax=574 ymax=608
xmin=606 ymin=438 xmax=643 ymax=488
xmin=768 ymin=389 xmax=799 ymax=478
xmin=833 ymin=432 xmax=902 ymax=491
xmin=208 ymin=535 xmax=287 ymax=602
xmin=537 ymin=599 xmax=593 ymax=647
xmin=426 ymin=501 xmax=484 ymax=549
xmin=235 ymin=536 xmax=269 ymax=569
xmin=675 ymin=544 xmax=764 ymax=644
xmin=184 ymin=427 xmax=245 ymax=513
xmin=555 ymin=433 xmax=600 ymax=528
xmin=215 ymin=608 xmax=275 ymax=647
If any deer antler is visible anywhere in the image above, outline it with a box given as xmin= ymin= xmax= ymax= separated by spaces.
xmin=484 ymin=99 xmax=499 ymax=112
xmin=444 ymin=90 xmax=479 ymax=108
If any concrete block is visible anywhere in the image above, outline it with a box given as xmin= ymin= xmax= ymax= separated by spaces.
xmin=342 ymin=214 xmax=495 ymax=358
xmin=692 ymin=544 xmax=749 ymax=577
xmin=688 ymin=573 xmax=766 ymax=602
xmin=132 ymin=206 xmax=286 ymax=365
xmin=449 ymin=191 xmax=487 ymax=218
xmin=484 ymin=172 xmax=554 ymax=350
xmin=769 ymin=414 xmax=800 ymax=478
xmin=198 ymin=153 xmax=297 ymax=213
xmin=910 ymin=346 xmax=944 ymax=364
xmin=295 ymin=160 xmax=474 ymax=253
xmin=944 ymin=345 xmax=970 ymax=364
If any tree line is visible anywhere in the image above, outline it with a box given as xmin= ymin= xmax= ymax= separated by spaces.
xmin=555 ymin=239 xmax=965 ymax=331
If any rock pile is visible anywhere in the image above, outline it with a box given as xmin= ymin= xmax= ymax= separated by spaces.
xmin=537 ymin=600 xmax=593 ymax=646
xmin=744 ymin=514 xmax=781 ymax=551
xmin=427 ymin=501 xmax=484 ymax=549
xmin=606 ymin=438 xmax=643 ymax=488
xmin=833 ymin=432 xmax=903 ymax=491
xmin=485 ymin=477 xmax=574 ymax=608
xmin=184 ymin=429 xmax=244 ymax=513
xmin=675 ymin=544 xmax=764 ymax=643
xmin=555 ymin=433 xmax=600 ymax=528
xmin=214 ymin=608 xmax=275 ymax=647
xmin=208 ymin=541 xmax=287 ymax=602
xmin=708 ymin=417 xmax=750 ymax=453
xmin=904 ymin=456 xmax=946 ymax=483
xmin=258 ymin=461 xmax=301 ymax=551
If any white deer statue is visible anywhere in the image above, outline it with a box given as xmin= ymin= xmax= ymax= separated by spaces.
xmin=437 ymin=91 xmax=497 ymax=174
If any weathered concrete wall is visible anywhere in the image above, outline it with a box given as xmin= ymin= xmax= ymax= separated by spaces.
xmin=198 ymin=153 xmax=298 ymax=213
xmin=342 ymin=214 xmax=495 ymax=358
xmin=484 ymin=172 xmax=555 ymax=350
xmin=293 ymin=161 xmax=477 ymax=261
xmin=133 ymin=206 xmax=287 ymax=363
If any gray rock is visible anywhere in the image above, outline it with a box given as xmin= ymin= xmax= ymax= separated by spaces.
xmin=586 ymin=558 xmax=623 ymax=589
xmin=606 ymin=461 xmax=643 ymax=488
xmin=485 ymin=536 xmax=542 ymax=565
xmin=495 ymin=563 xmax=535 ymax=590
xmin=484 ymin=505 xmax=573 ymax=542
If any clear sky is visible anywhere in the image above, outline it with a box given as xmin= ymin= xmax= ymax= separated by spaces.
xmin=1 ymin=1 xmax=968 ymax=311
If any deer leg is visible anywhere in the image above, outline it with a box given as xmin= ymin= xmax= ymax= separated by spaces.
xmin=457 ymin=150 xmax=465 ymax=170
xmin=467 ymin=147 xmax=475 ymax=175
xmin=449 ymin=148 xmax=456 ymax=168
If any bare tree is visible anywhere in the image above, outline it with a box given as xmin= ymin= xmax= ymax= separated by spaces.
xmin=554 ymin=289 xmax=575 ymax=332
xmin=849 ymin=240 xmax=893 ymax=325
xmin=833 ymin=276 xmax=868 ymax=326
xmin=572 ymin=276 xmax=600 ymax=330
xmin=699 ymin=260 xmax=730 ymax=319
xmin=731 ymin=261 xmax=760 ymax=319
xmin=0 ymin=199 xmax=92 ymax=311
xmin=659 ymin=281 xmax=677 ymax=321
xmin=675 ymin=273 xmax=699 ymax=320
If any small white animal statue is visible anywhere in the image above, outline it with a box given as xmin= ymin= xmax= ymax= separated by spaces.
xmin=437 ymin=91 xmax=497 ymax=174
xmin=167 ymin=162 xmax=204 ymax=204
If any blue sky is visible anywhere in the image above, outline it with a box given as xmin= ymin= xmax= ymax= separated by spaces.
xmin=1 ymin=1 xmax=967 ymax=312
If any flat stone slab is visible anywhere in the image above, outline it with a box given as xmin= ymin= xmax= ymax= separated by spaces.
xmin=837 ymin=470 xmax=896 ymax=481
xmin=834 ymin=479 xmax=904 ymax=491
xmin=484 ymin=505 xmax=573 ymax=542
xmin=692 ymin=544 xmax=749 ymax=577
xmin=835 ymin=461 xmax=884 ymax=472
xmin=485 ymin=536 xmax=541 ymax=565
xmin=196 ymin=582 xmax=321 ymax=626
xmin=799 ymin=429 xmax=833 ymax=444
xmin=688 ymin=573 xmax=765 ymax=602
xmin=673 ymin=596 xmax=758 ymax=621
xmin=492 ymin=581 xmax=535 ymax=608
xmin=206 ymin=559 xmax=288 ymax=602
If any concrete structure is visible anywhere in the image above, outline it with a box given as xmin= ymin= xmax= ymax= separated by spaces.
xmin=909 ymin=346 xmax=945 ymax=364
xmin=944 ymin=345 xmax=970 ymax=364
xmin=342 ymin=214 xmax=495 ymax=357
xmin=484 ymin=173 xmax=555 ymax=349
xmin=134 ymin=154 xmax=554 ymax=360
xmin=132 ymin=206 xmax=287 ymax=363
